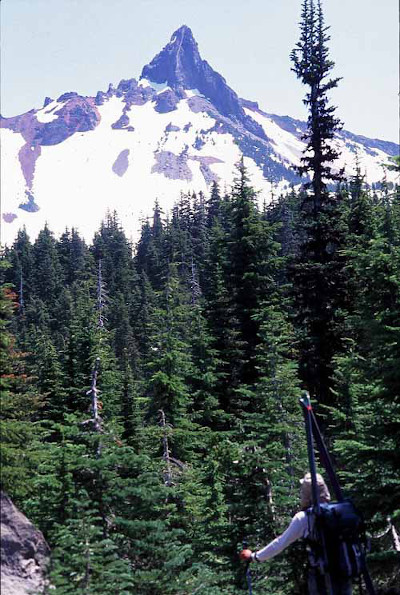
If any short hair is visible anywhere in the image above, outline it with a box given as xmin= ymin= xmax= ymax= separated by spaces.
xmin=300 ymin=472 xmax=331 ymax=508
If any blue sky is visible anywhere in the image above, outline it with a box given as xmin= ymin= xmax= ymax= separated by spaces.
xmin=1 ymin=0 xmax=398 ymax=142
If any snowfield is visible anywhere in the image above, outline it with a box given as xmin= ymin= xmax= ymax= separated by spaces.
xmin=1 ymin=89 xmax=397 ymax=246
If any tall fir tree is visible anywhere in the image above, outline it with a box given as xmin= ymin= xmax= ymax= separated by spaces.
xmin=290 ymin=0 xmax=347 ymax=406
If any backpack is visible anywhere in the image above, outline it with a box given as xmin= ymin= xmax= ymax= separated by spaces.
xmin=306 ymin=499 xmax=367 ymax=579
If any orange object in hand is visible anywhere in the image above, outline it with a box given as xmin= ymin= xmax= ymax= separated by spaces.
xmin=239 ymin=548 xmax=253 ymax=561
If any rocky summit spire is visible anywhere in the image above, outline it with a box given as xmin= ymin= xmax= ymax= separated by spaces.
xmin=141 ymin=26 xmax=200 ymax=89
xmin=140 ymin=25 xmax=244 ymax=119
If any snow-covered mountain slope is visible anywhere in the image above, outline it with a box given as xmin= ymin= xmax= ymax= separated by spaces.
xmin=1 ymin=25 xmax=398 ymax=245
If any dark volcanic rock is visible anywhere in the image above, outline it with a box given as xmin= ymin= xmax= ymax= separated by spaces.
xmin=140 ymin=27 xmax=269 ymax=144
xmin=18 ymin=143 xmax=42 ymax=189
xmin=110 ymin=81 xmax=157 ymax=129
xmin=19 ymin=191 xmax=40 ymax=212
xmin=141 ymin=25 xmax=265 ymax=133
xmin=112 ymin=114 xmax=131 ymax=129
xmin=155 ymin=89 xmax=180 ymax=113
xmin=34 ymin=118 xmax=71 ymax=145
xmin=198 ymin=162 xmax=218 ymax=185
xmin=267 ymin=113 xmax=306 ymax=139
xmin=166 ymin=123 xmax=180 ymax=132
xmin=112 ymin=149 xmax=130 ymax=176
xmin=36 ymin=97 xmax=100 ymax=145
xmin=2 ymin=212 xmax=17 ymax=223
xmin=1 ymin=97 xmax=100 ymax=146
xmin=240 ymin=98 xmax=260 ymax=111
xmin=119 ymin=84 xmax=155 ymax=106
xmin=95 ymin=82 xmax=120 ymax=105
xmin=57 ymin=91 xmax=79 ymax=102
xmin=152 ymin=150 xmax=192 ymax=181
xmin=43 ymin=97 xmax=53 ymax=108
xmin=117 ymin=78 xmax=138 ymax=93
xmin=193 ymin=135 xmax=206 ymax=150
xmin=339 ymin=129 xmax=399 ymax=157
xmin=243 ymin=113 xmax=267 ymax=139
xmin=1 ymin=491 xmax=50 ymax=594
xmin=187 ymin=95 xmax=216 ymax=114
xmin=95 ymin=91 xmax=106 ymax=105
xmin=0 ymin=96 xmax=100 ymax=190
xmin=2 ymin=25 xmax=395 ymax=203
xmin=189 ymin=155 xmax=222 ymax=185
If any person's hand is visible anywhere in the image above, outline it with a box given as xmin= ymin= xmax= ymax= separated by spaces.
xmin=239 ymin=548 xmax=253 ymax=562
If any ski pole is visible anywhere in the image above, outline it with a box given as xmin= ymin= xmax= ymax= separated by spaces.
xmin=309 ymin=407 xmax=344 ymax=501
xmin=242 ymin=539 xmax=253 ymax=595
xmin=300 ymin=392 xmax=334 ymax=595
xmin=300 ymin=391 xmax=320 ymax=514
xmin=245 ymin=563 xmax=253 ymax=595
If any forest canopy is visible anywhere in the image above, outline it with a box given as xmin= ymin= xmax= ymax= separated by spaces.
xmin=1 ymin=0 xmax=399 ymax=592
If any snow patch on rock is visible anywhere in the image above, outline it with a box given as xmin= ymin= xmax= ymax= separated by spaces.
xmin=35 ymin=100 xmax=64 ymax=123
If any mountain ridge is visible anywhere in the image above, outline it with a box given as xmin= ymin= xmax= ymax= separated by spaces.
xmin=1 ymin=25 xmax=397 ymax=244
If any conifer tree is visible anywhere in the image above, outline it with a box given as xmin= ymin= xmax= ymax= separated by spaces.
xmin=120 ymin=348 xmax=144 ymax=448
xmin=227 ymin=161 xmax=284 ymax=391
xmin=346 ymin=167 xmax=376 ymax=247
xmin=32 ymin=225 xmax=64 ymax=306
xmin=203 ymin=213 xmax=243 ymax=417
xmin=0 ymin=267 xmax=43 ymax=503
xmin=135 ymin=204 xmax=166 ymax=291
xmin=187 ymin=299 xmax=222 ymax=428
xmin=50 ymin=495 xmax=134 ymax=594
xmin=28 ymin=327 xmax=67 ymax=423
xmin=132 ymin=271 xmax=157 ymax=364
xmin=291 ymin=0 xmax=342 ymax=203
xmin=290 ymin=0 xmax=347 ymax=405
xmin=192 ymin=190 xmax=208 ymax=271
xmin=227 ymin=161 xmax=261 ymax=383
xmin=4 ymin=227 xmax=34 ymax=317
xmin=64 ymin=282 xmax=99 ymax=413
xmin=207 ymin=181 xmax=223 ymax=228
xmin=333 ymin=208 xmax=400 ymax=510
xmin=145 ymin=264 xmax=195 ymax=455
xmin=57 ymin=228 xmax=91 ymax=286
xmin=91 ymin=212 xmax=136 ymax=299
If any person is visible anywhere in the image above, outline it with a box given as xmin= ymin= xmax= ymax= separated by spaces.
xmin=239 ymin=472 xmax=353 ymax=595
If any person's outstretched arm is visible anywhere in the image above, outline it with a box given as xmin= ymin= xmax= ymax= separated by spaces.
xmin=247 ymin=511 xmax=307 ymax=563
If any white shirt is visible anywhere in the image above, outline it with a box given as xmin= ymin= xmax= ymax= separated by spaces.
xmin=256 ymin=511 xmax=313 ymax=562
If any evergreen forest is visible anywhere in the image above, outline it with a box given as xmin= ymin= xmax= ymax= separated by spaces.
xmin=1 ymin=1 xmax=399 ymax=593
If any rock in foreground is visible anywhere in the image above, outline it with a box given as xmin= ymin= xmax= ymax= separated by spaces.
xmin=1 ymin=491 xmax=50 ymax=595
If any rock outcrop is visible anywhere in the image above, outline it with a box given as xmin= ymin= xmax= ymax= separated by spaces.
xmin=1 ymin=492 xmax=50 ymax=595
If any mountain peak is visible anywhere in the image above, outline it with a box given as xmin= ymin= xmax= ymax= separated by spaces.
xmin=140 ymin=25 xmax=247 ymax=120
xmin=140 ymin=24 xmax=201 ymax=89
xmin=170 ymin=25 xmax=195 ymax=43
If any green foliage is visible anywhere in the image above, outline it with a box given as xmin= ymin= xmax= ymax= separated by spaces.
xmin=291 ymin=0 xmax=342 ymax=191
xmin=0 ymin=270 xmax=43 ymax=503
xmin=50 ymin=496 xmax=134 ymax=594
xmin=2 ymin=141 xmax=399 ymax=592
xmin=289 ymin=0 xmax=349 ymax=408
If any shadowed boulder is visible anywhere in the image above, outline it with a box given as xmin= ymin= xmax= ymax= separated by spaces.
xmin=1 ymin=491 xmax=50 ymax=594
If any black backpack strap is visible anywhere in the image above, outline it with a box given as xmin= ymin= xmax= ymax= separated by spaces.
xmin=300 ymin=395 xmax=335 ymax=594
xmin=299 ymin=393 xmax=377 ymax=595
